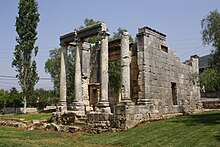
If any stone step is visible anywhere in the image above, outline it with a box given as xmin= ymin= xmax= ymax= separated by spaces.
xmin=74 ymin=120 xmax=86 ymax=125
xmin=77 ymin=117 xmax=87 ymax=121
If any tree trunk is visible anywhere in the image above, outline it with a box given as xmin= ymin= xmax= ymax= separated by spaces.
xmin=23 ymin=95 xmax=27 ymax=114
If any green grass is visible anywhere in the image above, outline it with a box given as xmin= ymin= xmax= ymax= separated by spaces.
xmin=0 ymin=111 xmax=219 ymax=147
xmin=0 ymin=113 xmax=52 ymax=121
xmin=81 ymin=110 xmax=220 ymax=147
xmin=0 ymin=126 xmax=101 ymax=147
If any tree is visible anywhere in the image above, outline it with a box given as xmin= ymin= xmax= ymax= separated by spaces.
xmin=111 ymin=27 xmax=134 ymax=43
xmin=8 ymin=87 xmax=22 ymax=109
xmin=12 ymin=0 xmax=40 ymax=113
xmin=201 ymin=9 xmax=220 ymax=68
xmin=45 ymin=48 xmax=75 ymax=103
xmin=199 ymin=68 xmax=220 ymax=92
xmin=0 ymin=89 xmax=8 ymax=110
xmin=28 ymin=88 xmax=57 ymax=109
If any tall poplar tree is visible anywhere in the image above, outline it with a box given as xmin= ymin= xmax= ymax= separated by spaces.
xmin=12 ymin=0 xmax=40 ymax=113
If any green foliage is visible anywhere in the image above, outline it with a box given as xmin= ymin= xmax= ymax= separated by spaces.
xmin=0 ymin=88 xmax=56 ymax=110
xmin=0 ymin=89 xmax=9 ymax=109
xmin=45 ymin=48 xmax=74 ymax=104
xmin=45 ymin=48 xmax=61 ymax=95
xmin=27 ymin=88 xmax=57 ymax=109
xmin=8 ymin=88 xmax=22 ymax=108
xmin=0 ymin=88 xmax=22 ymax=109
xmin=111 ymin=27 xmax=134 ymax=42
xmin=12 ymin=0 xmax=40 ymax=112
xmin=109 ymin=60 xmax=121 ymax=93
xmin=84 ymin=18 xmax=101 ymax=27
xmin=199 ymin=68 xmax=220 ymax=92
xmin=201 ymin=9 xmax=220 ymax=68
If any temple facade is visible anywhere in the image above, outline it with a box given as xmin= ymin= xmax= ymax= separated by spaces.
xmin=58 ymin=23 xmax=202 ymax=131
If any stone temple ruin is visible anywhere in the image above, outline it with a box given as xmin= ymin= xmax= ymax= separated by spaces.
xmin=58 ymin=22 xmax=202 ymax=131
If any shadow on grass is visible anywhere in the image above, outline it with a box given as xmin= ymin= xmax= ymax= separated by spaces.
xmin=172 ymin=111 xmax=220 ymax=126
xmin=215 ymin=135 xmax=220 ymax=141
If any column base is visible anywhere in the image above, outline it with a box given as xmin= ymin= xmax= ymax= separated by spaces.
xmin=120 ymin=99 xmax=134 ymax=105
xmin=58 ymin=100 xmax=66 ymax=106
xmin=57 ymin=101 xmax=67 ymax=112
xmin=96 ymin=102 xmax=111 ymax=113
xmin=70 ymin=101 xmax=85 ymax=111
xmin=137 ymin=99 xmax=152 ymax=105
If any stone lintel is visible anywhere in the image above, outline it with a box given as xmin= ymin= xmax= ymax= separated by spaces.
xmin=60 ymin=32 xmax=76 ymax=45
xmin=60 ymin=22 xmax=108 ymax=45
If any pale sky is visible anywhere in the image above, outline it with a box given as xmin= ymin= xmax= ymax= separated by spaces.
xmin=0 ymin=0 xmax=219 ymax=91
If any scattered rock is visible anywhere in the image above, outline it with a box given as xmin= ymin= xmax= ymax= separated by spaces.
xmin=68 ymin=126 xmax=80 ymax=133
xmin=32 ymin=120 xmax=40 ymax=124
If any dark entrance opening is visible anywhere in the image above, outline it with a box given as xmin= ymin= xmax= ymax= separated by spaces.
xmin=88 ymin=84 xmax=99 ymax=109
xmin=171 ymin=82 xmax=177 ymax=105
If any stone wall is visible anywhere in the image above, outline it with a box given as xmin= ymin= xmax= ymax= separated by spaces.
xmin=202 ymin=100 xmax=220 ymax=109
xmin=87 ymin=26 xmax=202 ymax=132
xmin=2 ymin=107 xmax=38 ymax=114
xmin=136 ymin=27 xmax=201 ymax=115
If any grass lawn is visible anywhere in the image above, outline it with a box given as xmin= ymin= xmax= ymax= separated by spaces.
xmin=0 ymin=126 xmax=100 ymax=147
xmin=0 ymin=113 xmax=52 ymax=121
xmin=0 ymin=111 xmax=220 ymax=147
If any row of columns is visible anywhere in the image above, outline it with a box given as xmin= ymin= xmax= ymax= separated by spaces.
xmin=58 ymin=31 xmax=132 ymax=112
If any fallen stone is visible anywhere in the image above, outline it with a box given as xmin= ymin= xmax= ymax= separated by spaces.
xmin=32 ymin=120 xmax=40 ymax=124
xmin=68 ymin=126 xmax=80 ymax=133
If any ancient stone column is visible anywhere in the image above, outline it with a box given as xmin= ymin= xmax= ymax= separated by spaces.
xmin=97 ymin=31 xmax=110 ymax=108
xmin=120 ymin=32 xmax=132 ymax=104
xmin=81 ymin=42 xmax=90 ymax=106
xmin=72 ymin=42 xmax=83 ymax=108
xmin=58 ymin=44 xmax=67 ymax=110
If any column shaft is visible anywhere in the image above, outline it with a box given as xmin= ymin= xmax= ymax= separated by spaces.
xmin=120 ymin=32 xmax=132 ymax=103
xmin=98 ymin=34 xmax=109 ymax=106
xmin=74 ymin=44 xmax=82 ymax=103
xmin=81 ymin=42 xmax=90 ymax=106
xmin=59 ymin=45 xmax=67 ymax=107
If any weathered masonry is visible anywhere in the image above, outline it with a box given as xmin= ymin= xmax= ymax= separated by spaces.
xmin=58 ymin=22 xmax=202 ymax=131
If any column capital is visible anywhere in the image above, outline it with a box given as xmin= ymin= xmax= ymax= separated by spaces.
xmin=60 ymin=41 xmax=68 ymax=47
xmin=121 ymin=31 xmax=129 ymax=37
xmin=99 ymin=31 xmax=110 ymax=37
